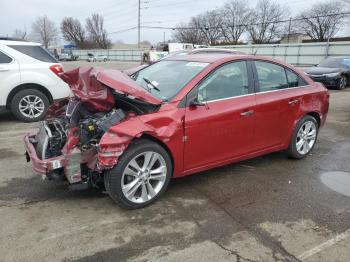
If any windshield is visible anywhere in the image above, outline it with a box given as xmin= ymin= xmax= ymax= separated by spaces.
xmin=133 ymin=60 xmax=209 ymax=101
xmin=318 ymin=57 xmax=349 ymax=68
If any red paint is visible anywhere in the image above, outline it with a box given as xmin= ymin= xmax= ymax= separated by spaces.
xmin=61 ymin=67 xmax=115 ymax=112
xmin=24 ymin=55 xmax=329 ymax=180
xmin=62 ymin=127 xmax=80 ymax=154
xmin=45 ymin=98 xmax=69 ymax=119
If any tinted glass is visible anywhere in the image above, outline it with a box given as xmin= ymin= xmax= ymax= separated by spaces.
xmin=318 ymin=57 xmax=348 ymax=68
xmin=8 ymin=45 xmax=58 ymax=63
xmin=197 ymin=61 xmax=249 ymax=102
xmin=255 ymin=61 xmax=288 ymax=92
xmin=133 ymin=60 xmax=209 ymax=101
xmin=0 ymin=51 xmax=12 ymax=63
xmin=286 ymin=69 xmax=307 ymax=87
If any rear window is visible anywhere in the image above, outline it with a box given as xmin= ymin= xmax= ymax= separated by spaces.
xmin=7 ymin=45 xmax=58 ymax=63
xmin=0 ymin=51 xmax=12 ymax=63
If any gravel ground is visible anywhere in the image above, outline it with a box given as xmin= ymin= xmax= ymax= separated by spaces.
xmin=0 ymin=61 xmax=349 ymax=262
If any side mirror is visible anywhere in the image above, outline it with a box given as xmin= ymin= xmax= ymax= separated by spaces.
xmin=189 ymin=97 xmax=205 ymax=107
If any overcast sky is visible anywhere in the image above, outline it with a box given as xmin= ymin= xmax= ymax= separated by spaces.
xmin=1 ymin=0 xmax=327 ymax=45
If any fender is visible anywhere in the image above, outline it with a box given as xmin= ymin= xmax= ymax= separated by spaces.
xmin=97 ymin=109 xmax=185 ymax=177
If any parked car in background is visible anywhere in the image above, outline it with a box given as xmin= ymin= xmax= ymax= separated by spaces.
xmin=58 ymin=49 xmax=78 ymax=61
xmin=0 ymin=40 xmax=70 ymax=122
xmin=87 ymin=53 xmax=108 ymax=62
xmin=305 ymin=57 xmax=350 ymax=90
xmin=24 ymin=54 xmax=329 ymax=209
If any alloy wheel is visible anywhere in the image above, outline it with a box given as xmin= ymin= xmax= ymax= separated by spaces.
xmin=121 ymin=151 xmax=167 ymax=204
xmin=340 ymin=76 xmax=347 ymax=89
xmin=296 ymin=121 xmax=317 ymax=155
xmin=18 ymin=95 xmax=45 ymax=119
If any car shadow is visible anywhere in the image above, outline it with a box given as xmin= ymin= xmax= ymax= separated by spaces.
xmin=0 ymin=111 xmax=18 ymax=122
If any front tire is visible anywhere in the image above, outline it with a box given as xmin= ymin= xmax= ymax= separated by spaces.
xmin=287 ymin=115 xmax=318 ymax=159
xmin=10 ymin=89 xmax=50 ymax=122
xmin=104 ymin=139 xmax=172 ymax=209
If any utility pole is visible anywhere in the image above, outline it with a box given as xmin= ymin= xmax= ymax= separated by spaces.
xmin=138 ymin=0 xmax=141 ymax=48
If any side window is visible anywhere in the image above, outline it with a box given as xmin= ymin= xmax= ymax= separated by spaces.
xmin=0 ymin=51 xmax=13 ymax=63
xmin=197 ymin=61 xmax=249 ymax=102
xmin=7 ymin=45 xmax=57 ymax=63
xmin=255 ymin=61 xmax=288 ymax=92
xmin=286 ymin=69 xmax=307 ymax=87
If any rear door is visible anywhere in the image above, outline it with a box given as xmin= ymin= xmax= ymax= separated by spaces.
xmin=253 ymin=60 xmax=306 ymax=150
xmin=183 ymin=60 xmax=256 ymax=171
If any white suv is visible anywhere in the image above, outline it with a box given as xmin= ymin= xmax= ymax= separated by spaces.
xmin=0 ymin=39 xmax=70 ymax=122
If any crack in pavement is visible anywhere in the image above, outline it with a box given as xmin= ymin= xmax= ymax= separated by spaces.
xmin=171 ymin=197 xmax=259 ymax=262
xmin=213 ymin=240 xmax=259 ymax=262
xmin=190 ymin=185 xmax=302 ymax=262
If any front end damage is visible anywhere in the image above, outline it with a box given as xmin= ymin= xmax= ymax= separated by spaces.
xmin=24 ymin=67 xmax=161 ymax=188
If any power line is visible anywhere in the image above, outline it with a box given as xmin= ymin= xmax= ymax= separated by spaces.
xmin=108 ymin=27 xmax=138 ymax=35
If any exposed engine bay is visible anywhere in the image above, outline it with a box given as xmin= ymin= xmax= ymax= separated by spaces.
xmin=24 ymin=67 xmax=161 ymax=189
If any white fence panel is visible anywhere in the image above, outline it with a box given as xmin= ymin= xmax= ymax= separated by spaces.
xmin=72 ymin=49 xmax=143 ymax=61
xmin=215 ymin=42 xmax=350 ymax=66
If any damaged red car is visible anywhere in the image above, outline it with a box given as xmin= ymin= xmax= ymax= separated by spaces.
xmin=24 ymin=54 xmax=329 ymax=209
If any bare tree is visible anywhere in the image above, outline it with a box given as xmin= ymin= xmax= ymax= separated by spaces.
xmin=12 ymin=28 xmax=28 ymax=40
xmin=86 ymin=14 xmax=111 ymax=49
xmin=220 ymin=0 xmax=252 ymax=44
xmin=61 ymin=17 xmax=87 ymax=48
xmin=247 ymin=0 xmax=286 ymax=44
xmin=297 ymin=1 xmax=346 ymax=42
xmin=31 ymin=16 xmax=59 ymax=48
xmin=196 ymin=10 xmax=225 ymax=45
xmin=172 ymin=19 xmax=206 ymax=44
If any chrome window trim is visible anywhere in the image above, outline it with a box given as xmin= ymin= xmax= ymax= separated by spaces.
xmin=205 ymin=93 xmax=254 ymax=104
xmin=255 ymin=84 xmax=309 ymax=95
xmin=204 ymin=84 xmax=309 ymax=104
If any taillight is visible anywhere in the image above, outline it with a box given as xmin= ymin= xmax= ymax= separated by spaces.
xmin=50 ymin=64 xmax=64 ymax=76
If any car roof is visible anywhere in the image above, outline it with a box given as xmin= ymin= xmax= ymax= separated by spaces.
xmin=164 ymin=53 xmax=263 ymax=63
xmin=190 ymin=48 xmax=242 ymax=53
xmin=0 ymin=40 xmax=41 ymax=46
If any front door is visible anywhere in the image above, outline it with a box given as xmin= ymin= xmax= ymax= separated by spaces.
xmin=184 ymin=61 xmax=256 ymax=171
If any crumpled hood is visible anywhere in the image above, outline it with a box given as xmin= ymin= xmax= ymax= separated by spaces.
xmin=305 ymin=67 xmax=343 ymax=75
xmin=61 ymin=67 xmax=162 ymax=106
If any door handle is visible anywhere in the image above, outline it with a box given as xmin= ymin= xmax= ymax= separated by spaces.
xmin=240 ymin=110 xmax=254 ymax=117
xmin=0 ymin=68 xmax=9 ymax=72
xmin=288 ymin=99 xmax=299 ymax=105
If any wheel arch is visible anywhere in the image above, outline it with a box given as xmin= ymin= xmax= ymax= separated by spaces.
xmin=6 ymin=83 xmax=53 ymax=109
xmin=306 ymin=111 xmax=321 ymax=127
xmin=137 ymin=132 xmax=175 ymax=175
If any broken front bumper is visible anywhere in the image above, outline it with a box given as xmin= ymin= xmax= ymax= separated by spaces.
xmin=24 ymin=134 xmax=67 ymax=176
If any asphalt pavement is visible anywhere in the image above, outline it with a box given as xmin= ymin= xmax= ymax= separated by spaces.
xmin=0 ymin=61 xmax=349 ymax=262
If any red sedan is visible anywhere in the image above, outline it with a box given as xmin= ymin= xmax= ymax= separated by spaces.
xmin=24 ymin=54 xmax=329 ymax=209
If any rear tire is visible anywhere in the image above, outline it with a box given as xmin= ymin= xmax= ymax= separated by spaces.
xmin=337 ymin=75 xmax=347 ymax=90
xmin=10 ymin=89 xmax=50 ymax=122
xmin=104 ymin=139 xmax=172 ymax=209
xmin=287 ymin=115 xmax=318 ymax=159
